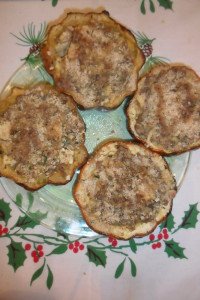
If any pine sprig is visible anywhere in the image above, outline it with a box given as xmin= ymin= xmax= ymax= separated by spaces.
xmin=134 ymin=31 xmax=155 ymax=47
xmin=140 ymin=56 xmax=169 ymax=77
xmin=149 ymin=56 xmax=170 ymax=64
xmin=23 ymin=54 xmax=53 ymax=83
xmin=11 ymin=22 xmax=47 ymax=47
xmin=10 ymin=23 xmax=52 ymax=83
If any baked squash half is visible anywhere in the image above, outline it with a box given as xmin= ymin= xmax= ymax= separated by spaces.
xmin=0 ymin=83 xmax=88 ymax=190
xmin=42 ymin=11 xmax=144 ymax=109
xmin=127 ymin=64 xmax=200 ymax=155
xmin=73 ymin=141 xmax=176 ymax=239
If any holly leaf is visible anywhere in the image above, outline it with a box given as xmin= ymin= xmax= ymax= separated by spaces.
xmin=46 ymin=244 xmax=68 ymax=256
xmin=129 ymin=239 xmax=137 ymax=253
xmin=15 ymin=193 xmax=23 ymax=207
xmin=160 ymin=213 xmax=175 ymax=231
xmin=129 ymin=258 xmax=137 ymax=277
xmin=46 ymin=264 xmax=54 ymax=289
xmin=13 ymin=215 xmax=37 ymax=230
xmin=115 ymin=258 xmax=126 ymax=278
xmin=180 ymin=203 xmax=199 ymax=229
xmin=13 ymin=211 xmax=47 ymax=230
xmin=29 ymin=211 xmax=48 ymax=223
xmin=149 ymin=0 xmax=155 ymax=13
xmin=27 ymin=192 xmax=34 ymax=210
xmin=164 ymin=239 xmax=187 ymax=259
xmin=157 ymin=0 xmax=173 ymax=10
xmin=7 ymin=240 xmax=27 ymax=272
xmin=140 ymin=0 xmax=146 ymax=14
xmin=52 ymin=0 xmax=58 ymax=7
xmin=30 ymin=259 xmax=45 ymax=285
xmin=0 ymin=198 xmax=11 ymax=225
xmin=86 ymin=245 xmax=107 ymax=267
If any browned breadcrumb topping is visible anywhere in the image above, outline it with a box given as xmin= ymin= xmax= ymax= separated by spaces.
xmin=134 ymin=66 xmax=200 ymax=152
xmin=48 ymin=15 xmax=137 ymax=107
xmin=83 ymin=144 xmax=175 ymax=228
xmin=0 ymin=85 xmax=85 ymax=185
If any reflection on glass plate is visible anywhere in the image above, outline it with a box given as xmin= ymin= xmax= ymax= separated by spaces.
xmin=0 ymin=61 xmax=190 ymax=237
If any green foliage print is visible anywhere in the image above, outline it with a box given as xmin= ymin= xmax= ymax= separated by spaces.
xmin=0 ymin=196 xmax=199 ymax=287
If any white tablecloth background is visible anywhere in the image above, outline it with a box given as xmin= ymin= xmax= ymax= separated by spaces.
xmin=0 ymin=1 xmax=200 ymax=299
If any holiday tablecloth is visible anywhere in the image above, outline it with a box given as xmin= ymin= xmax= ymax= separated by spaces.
xmin=0 ymin=1 xmax=200 ymax=299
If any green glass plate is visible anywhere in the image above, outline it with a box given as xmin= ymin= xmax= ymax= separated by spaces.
xmin=0 ymin=60 xmax=190 ymax=237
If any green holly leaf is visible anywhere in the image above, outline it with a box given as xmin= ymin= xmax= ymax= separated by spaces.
xmin=13 ymin=211 xmax=47 ymax=230
xmin=7 ymin=240 xmax=27 ymax=272
xmin=180 ymin=204 xmax=199 ymax=229
xmin=157 ymin=0 xmax=173 ymax=10
xmin=86 ymin=246 xmax=107 ymax=267
xmin=160 ymin=213 xmax=175 ymax=231
xmin=13 ymin=215 xmax=37 ymax=230
xmin=15 ymin=193 xmax=23 ymax=207
xmin=29 ymin=211 xmax=48 ymax=223
xmin=30 ymin=259 xmax=46 ymax=285
xmin=46 ymin=264 xmax=54 ymax=289
xmin=129 ymin=258 xmax=137 ymax=277
xmin=149 ymin=0 xmax=155 ymax=13
xmin=47 ymin=244 xmax=68 ymax=256
xmin=115 ymin=258 xmax=126 ymax=278
xmin=52 ymin=0 xmax=58 ymax=7
xmin=129 ymin=239 xmax=137 ymax=253
xmin=164 ymin=239 xmax=187 ymax=259
xmin=0 ymin=198 xmax=11 ymax=225
xmin=140 ymin=0 xmax=146 ymax=14
xmin=27 ymin=192 xmax=34 ymax=210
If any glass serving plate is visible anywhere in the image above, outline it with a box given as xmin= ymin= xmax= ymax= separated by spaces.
xmin=0 ymin=61 xmax=190 ymax=237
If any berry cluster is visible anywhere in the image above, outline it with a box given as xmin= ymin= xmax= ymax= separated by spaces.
xmin=149 ymin=228 xmax=169 ymax=250
xmin=142 ymin=43 xmax=153 ymax=57
xmin=68 ymin=241 xmax=84 ymax=254
xmin=0 ymin=224 xmax=9 ymax=236
xmin=108 ymin=236 xmax=118 ymax=247
xmin=25 ymin=243 xmax=44 ymax=263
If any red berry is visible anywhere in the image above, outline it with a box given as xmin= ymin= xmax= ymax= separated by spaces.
xmin=31 ymin=250 xmax=37 ymax=257
xmin=108 ymin=236 xmax=113 ymax=243
xmin=69 ymin=243 xmax=74 ymax=250
xmin=157 ymin=242 xmax=162 ymax=248
xmin=0 ymin=230 xmax=2 ymax=236
xmin=0 ymin=224 xmax=2 ymax=230
xmin=163 ymin=228 xmax=168 ymax=234
xmin=164 ymin=233 xmax=169 ymax=240
xmin=37 ymin=245 xmax=43 ymax=251
xmin=25 ymin=243 xmax=31 ymax=251
xmin=74 ymin=241 xmax=80 ymax=247
xmin=149 ymin=234 xmax=155 ymax=241
xmin=73 ymin=247 xmax=78 ymax=253
xmin=38 ymin=251 xmax=44 ymax=257
xmin=33 ymin=256 xmax=39 ymax=263
xmin=3 ymin=227 xmax=8 ymax=234
xmin=158 ymin=233 xmax=163 ymax=240
xmin=79 ymin=244 xmax=84 ymax=251
xmin=112 ymin=239 xmax=118 ymax=247
xmin=152 ymin=243 xmax=157 ymax=250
